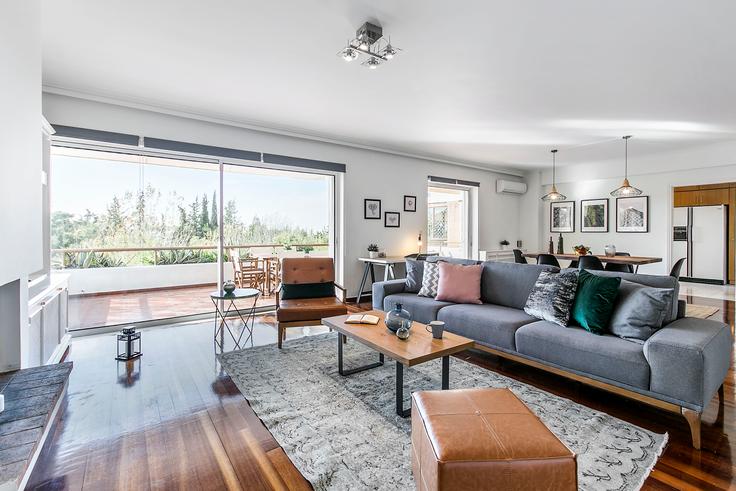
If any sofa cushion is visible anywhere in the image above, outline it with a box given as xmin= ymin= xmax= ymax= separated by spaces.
xmin=582 ymin=270 xmax=679 ymax=324
xmin=523 ymin=270 xmax=579 ymax=327
xmin=608 ymin=280 xmax=674 ymax=341
xmin=384 ymin=293 xmax=454 ymax=325
xmin=438 ymin=304 xmax=538 ymax=351
xmin=405 ymin=259 xmax=424 ymax=293
xmin=418 ymin=261 xmax=440 ymax=298
xmin=480 ymin=262 xmax=559 ymax=309
xmin=436 ymin=262 xmax=483 ymax=304
xmin=571 ymin=270 xmax=621 ymax=334
xmin=515 ymin=321 xmax=651 ymax=390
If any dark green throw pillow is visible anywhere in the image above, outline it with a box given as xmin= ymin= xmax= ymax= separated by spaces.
xmin=280 ymin=282 xmax=335 ymax=300
xmin=571 ymin=270 xmax=621 ymax=334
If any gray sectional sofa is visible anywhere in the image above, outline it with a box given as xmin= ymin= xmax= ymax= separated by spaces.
xmin=372 ymin=259 xmax=732 ymax=449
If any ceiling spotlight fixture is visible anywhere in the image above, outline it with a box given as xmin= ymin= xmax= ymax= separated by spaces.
xmin=541 ymin=149 xmax=567 ymax=202
xmin=610 ymin=135 xmax=643 ymax=197
xmin=341 ymin=46 xmax=358 ymax=62
xmin=336 ymin=22 xmax=401 ymax=68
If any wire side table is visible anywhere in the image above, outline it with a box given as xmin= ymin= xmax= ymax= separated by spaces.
xmin=210 ymin=288 xmax=260 ymax=350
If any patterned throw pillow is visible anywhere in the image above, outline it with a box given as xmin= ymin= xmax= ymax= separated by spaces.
xmin=524 ymin=270 xmax=579 ymax=327
xmin=417 ymin=261 xmax=440 ymax=298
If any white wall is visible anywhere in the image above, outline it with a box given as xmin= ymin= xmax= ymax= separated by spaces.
xmin=0 ymin=1 xmax=42 ymax=370
xmin=527 ymin=140 xmax=736 ymax=276
xmin=42 ymin=94 xmax=525 ymax=296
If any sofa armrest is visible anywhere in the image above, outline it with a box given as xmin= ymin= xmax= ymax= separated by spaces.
xmin=643 ymin=317 xmax=732 ymax=410
xmin=372 ymin=279 xmax=406 ymax=310
xmin=677 ymin=299 xmax=686 ymax=319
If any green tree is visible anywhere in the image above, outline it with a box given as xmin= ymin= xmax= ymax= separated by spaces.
xmin=210 ymin=191 xmax=218 ymax=230
xmin=200 ymin=193 xmax=210 ymax=235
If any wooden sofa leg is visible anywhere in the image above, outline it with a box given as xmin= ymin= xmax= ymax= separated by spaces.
xmin=681 ymin=408 xmax=702 ymax=450
xmin=278 ymin=324 xmax=284 ymax=349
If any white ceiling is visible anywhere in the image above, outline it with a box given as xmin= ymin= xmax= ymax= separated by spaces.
xmin=41 ymin=0 xmax=736 ymax=170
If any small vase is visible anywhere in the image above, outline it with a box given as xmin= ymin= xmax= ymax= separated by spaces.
xmin=604 ymin=244 xmax=616 ymax=257
xmin=222 ymin=280 xmax=236 ymax=294
xmin=385 ymin=303 xmax=412 ymax=333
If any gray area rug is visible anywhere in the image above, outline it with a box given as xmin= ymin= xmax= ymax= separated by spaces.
xmin=219 ymin=333 xmax=667 ymax=491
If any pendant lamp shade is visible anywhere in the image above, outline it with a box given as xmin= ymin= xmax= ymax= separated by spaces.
xmin=541 ymin=149 xmax=567 ymax=201
xmin=610 ymin=135 xmax=642 ymax=197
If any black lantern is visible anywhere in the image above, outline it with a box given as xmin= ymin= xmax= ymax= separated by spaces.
xmin=116 ymin=328 xmax=142 ymax=361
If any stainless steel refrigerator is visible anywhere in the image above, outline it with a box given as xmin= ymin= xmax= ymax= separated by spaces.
xmin=672 ymin=205 xmax=728 ymax=284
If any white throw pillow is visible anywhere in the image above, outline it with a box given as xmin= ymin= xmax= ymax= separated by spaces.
xmin=417 ymin=261 xmax=440 ymax=298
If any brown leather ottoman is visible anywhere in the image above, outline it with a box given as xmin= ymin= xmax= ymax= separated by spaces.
xmin=411 ymin=388 xmax=577 ymax=491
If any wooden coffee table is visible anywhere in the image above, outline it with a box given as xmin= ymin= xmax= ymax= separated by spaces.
xmin=322 ymin=310 xmax=475 ymax=417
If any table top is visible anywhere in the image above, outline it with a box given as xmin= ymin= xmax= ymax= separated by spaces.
xmin=358 ymin=256 xmax=407 ymax=264
xmin=522 ymin=252 xmax=662 ymax=265
xmin=322 ymin=310 xmax=475 ymax=366
xmin=210 ymin=288 xmax=260 ymax=300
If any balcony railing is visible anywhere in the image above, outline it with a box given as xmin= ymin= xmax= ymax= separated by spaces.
xmin=51 ymin=243 xmax=329 ymax=269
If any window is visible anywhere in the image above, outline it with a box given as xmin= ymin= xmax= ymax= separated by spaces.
xmin=427 ymin=184 xmax=474 ymax=258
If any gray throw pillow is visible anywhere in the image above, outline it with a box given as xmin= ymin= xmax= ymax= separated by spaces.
xmin=405 ymin=259 xmax=424 ymax=293
xmin=418 ymin=261 xmax=440 ymax=298
xmin=524 ymin=270 xmax=579 ymax=327
xmin=608 ymin=280 xmax=674 ymax=341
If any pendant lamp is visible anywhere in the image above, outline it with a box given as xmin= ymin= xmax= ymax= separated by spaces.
xmin=610 ymin=135 xmax=642 ymax=197
xmin=541 ymin=149 xmax=567 ymax=201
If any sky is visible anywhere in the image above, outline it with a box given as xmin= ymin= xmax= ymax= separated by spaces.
xmin=51 ymin=153 xmax=331 ymax=232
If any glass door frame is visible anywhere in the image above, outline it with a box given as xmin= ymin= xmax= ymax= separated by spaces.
xmin=426 ymin=181 xmax=478 ymax=259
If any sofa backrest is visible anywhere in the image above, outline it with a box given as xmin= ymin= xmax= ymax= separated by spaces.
xmin=480 ymin=262 xmax=559 ymax=309
xmin=583 ymin=270 xmax=680 ymax=324
xmin=426 ymin=256 xmax=482 ymax=266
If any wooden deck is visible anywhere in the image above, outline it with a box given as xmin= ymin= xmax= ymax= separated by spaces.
xmin=27 ymin=296 xmax=736 ymax=490
xmin=69 ymin=285 xmax=278 ymax=330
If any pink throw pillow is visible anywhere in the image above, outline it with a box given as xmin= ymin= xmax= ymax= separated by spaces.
xmin=435 ymin=262 xmax=483 ymax=304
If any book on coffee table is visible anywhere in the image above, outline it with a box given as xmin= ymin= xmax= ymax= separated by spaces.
xmin=344 ymin=314 xmax=380 ymax=325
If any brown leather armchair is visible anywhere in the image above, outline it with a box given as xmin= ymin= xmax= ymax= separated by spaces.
xmin=276 ymin=257 xmax=347 ymax=348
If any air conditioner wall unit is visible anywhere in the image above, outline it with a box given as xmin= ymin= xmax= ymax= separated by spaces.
xmin=496 ymin=180 xmax=528 ymax=195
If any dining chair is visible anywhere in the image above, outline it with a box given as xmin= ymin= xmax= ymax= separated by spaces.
xmin=578 ymin=255 xmax=604 ymax=271
xmin=513 ymin=249 xmax=528 ymax=264
xmin=670 ymin=257 xmax=686 ymax=279
xmin=536 ymin=254 xmax=560 ymax=267
xmin=605 ymin=252 xmax=634 ymax=273
xmin=230 ymin=249 xmax=243 ymax=287
xmin=240 ymin=257 xmax=266 ymax=292
xmin=569 ymin=260 xmax=578 ymax=269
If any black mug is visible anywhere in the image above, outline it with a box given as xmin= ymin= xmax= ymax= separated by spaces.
xmin=426 ymin=321 xmax=445 ymax=339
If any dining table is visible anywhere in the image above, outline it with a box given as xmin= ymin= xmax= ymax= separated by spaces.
xmin=522 ymin=252 xmax=662 ymax=273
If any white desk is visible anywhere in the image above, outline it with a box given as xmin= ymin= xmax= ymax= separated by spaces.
xmin=357 ymin=256 xmax=406 ymax=303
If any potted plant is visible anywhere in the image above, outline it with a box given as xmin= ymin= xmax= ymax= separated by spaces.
xmin=367 ymin=244 xmax=379 ymax=259
xmin=499 ymin=240 xmax=510 ymax=250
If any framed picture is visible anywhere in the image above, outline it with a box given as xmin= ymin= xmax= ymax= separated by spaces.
xmin=580 ymin=198 xmax=609 ymax=232
xmin=364 ymin=199 xmax=381 ymax=219
xmin=384 ymin=211 xmax=400 ymax=228
xmin=550 ymin=201 xmax=575 ymax=233
xmin=616 ymin=196 xmax=649 ymax=233
xmin=404 ymin=195 xmax=417 ymax=212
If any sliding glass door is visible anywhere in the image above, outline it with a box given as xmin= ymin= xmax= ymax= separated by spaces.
xmin=50 ymin=145 xmax=336 ymax=330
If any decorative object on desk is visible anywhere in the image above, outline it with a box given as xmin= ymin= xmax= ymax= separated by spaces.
xmin=396 ymin=326 xmax=411 ymax=340
xmin=548 ymin=236 xmax=554 ymax=254
xmin=378 ymin=252 xmax=386 ymax=257
xmin=367 ymin=243 xmax=379 ymax=259
xmin=426 ymin=320 xmax=445 ymax=339
xmin=222 ymin=280 xmax=236 ymax=294
xmin=581 ymin=198 xmax=609 ymax=232
xmin=384 ymin=211 xmax=400 ymax=228
xmin=541 ymin=149 xmax=567 ymax=201
xmin=573 ymin=244 xmax=590 ymax=256
xmin=404 ymin=195 xmax=417 ymax=212
xmin=116 ymin=327 xmax=142 ymax=361
xmin=617 ymin=196 xmax=649 ymax=233
xmin=550 ymin=200 xmax=575 ymax=233
xmin=556 ymin=233 xmax=564 ymax=254
xmin=516 ymin=240 xmax=523 ymax=248
xmin=385 ymin=303 xmax=412 ymax=333
xmin=499 ymin=239 xmax=510 ymax=250
xmin=417 ymin=231 xmax=422 ymax=254
xmin=610 ymin=135 xmax=643 ymax=197
xmin=604 ymin=244 xmax=617 ymax=257
xmin=364 ymin=198 xmax=381 ymax=219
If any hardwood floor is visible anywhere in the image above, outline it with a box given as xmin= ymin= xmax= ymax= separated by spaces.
xmin=28 ymin=296 xmax=735 ymax=490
